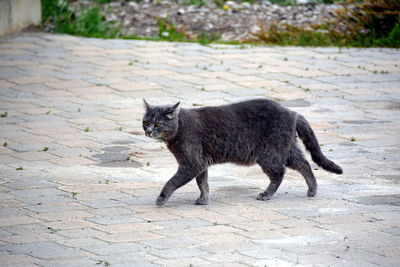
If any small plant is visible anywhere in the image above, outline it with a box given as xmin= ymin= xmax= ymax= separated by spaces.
xmin=3 ymin=142 xmax=7 ymax=147
xmin=84 ymin=127 xmax=90 ymax=132
xmin=116 ymin=126 xmax=123 ymax=131
xmin=328 ymin=149 xmax=333 ymax=152
xmin=146 ymin=162 xmax=150 ymax=166
xmin=46 ymin=110 xmax=51 ymax=114
xmin=283 ymin=57 xmax=288 ymax=61
xmin=71 ymin=192 xmax=78 ymax=198
xmin=42 ymin=147 xmax=49 ymax=151
xmin=16 ymin=167 xmax=23 ymax=170
xmin=350 ymin=136 xmax=357 ymax=142
xmin=157 ymin=17 xmax=189 ymax=41
xmin=105 ymin=179 xmax=110 ymax=184
xmin=97 ymin=260 xmax=111 ymax=266
xmin=0 ymin=111 xmax=8 ymax=118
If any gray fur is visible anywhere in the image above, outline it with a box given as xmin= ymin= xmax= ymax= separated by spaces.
xmin=142 ymin=98 xmax=342 ymax=206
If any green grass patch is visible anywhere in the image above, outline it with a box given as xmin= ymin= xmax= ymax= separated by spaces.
xmin=42 ymin=0 xmax=120 ymax=38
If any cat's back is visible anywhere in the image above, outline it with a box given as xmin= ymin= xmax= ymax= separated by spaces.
xmin=194 ymin=98 xmax=291 ymax=124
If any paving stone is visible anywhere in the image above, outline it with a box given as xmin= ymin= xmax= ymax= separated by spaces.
xmin=86 ymin=215 xmax=142 ymax=225
xmin=140 ymin=237 xmax=201 ymax=249
xmin=35 ymin=258 xmax=99 ymax=267
xmin=0 ymin=241 xmax=91 ymax=259
xmin=0 ymin=254 xmax=41 ymax=265
xmin=0 ymin=32 xmax=399 ymax=266
xmin=148 ymin=247 xmax=205 ymax=259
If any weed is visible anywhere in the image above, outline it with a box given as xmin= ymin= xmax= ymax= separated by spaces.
xmin=42 ymin=0 xmax=120 ymax=38
xmin=328 ymin=148 xmax=333 ymax=152
xmin=0 ymin=111 xmax=8 ymax=118
xmin=128 ymin=60 xmax=140 ymax=66
xmin=116 ymin=126 xmax=123 ymax=131
xmin=97 ymin=260 xmax=111 ymax=266
xmin=84 ymin=127 xmax=90 ymax=132
xmin=304 ymin=88 xmax=310 ymax=92
xmin=16 ymin=167 xmax=24 ymax=170
xmin=3 ymin=142 xmax=7 ymax=147
xmin=182 ymin=0 xmax=206 ymax=7
xmin=42 ymin=147 xmax=49 ymax=151
xmin=258 ymin=64 xmax=263 ymax=69
xmin=283 ymin=57 xmax=288 ymax=61
xmin=350 ymin=136 xmax=357 ymax=142
xmin=46 ymin=110 xmax=51 ymax=114
xmin=157 ymin=17 xmax=189 ymax=41
xmin=105 ymin=179 xmax=110 ymax=184
xmin=71 ymin=192 xmax=78 ymax=198
xmin=146 ymin=162 xmax=150 ymax=166
xmin=78 ymin=108 xmax=81 ymax=112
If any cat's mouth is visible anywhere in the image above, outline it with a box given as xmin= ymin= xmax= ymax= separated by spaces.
xmin=146 ymin=132 xmax=163 ymax=140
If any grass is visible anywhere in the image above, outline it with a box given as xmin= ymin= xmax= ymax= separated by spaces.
xmin=42 ymin=0 xmax=120 ymax=38
xmin=1 ymin=111 xmax=8 ymax=118
xmin=41 ymin=0 xmax=400 ymax=48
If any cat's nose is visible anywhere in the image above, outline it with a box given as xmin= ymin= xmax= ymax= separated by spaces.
xmin=145 ymin=129 xmax=152 ymax=137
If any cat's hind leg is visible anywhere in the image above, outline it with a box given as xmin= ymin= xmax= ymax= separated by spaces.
xmin=195 ymin=170 xmax=209 ymax=205
xmin=287 ymin=144 xmax=317 ymax=197
xmin=256 ymin=157 xmax=285 ymax=201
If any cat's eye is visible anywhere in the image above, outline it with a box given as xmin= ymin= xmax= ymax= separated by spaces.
xmin=143 ymin=121 xmax=149 ymax=126
xmin=155 ymin=122 xmax=162 ymax=127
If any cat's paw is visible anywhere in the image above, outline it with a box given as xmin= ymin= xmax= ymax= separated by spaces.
xmin=256 ymin=192 xmax=271 ymax=201
xmin=156 ymin=195 xmax=169 ymax=206
xmin=307 ymin=189 xmax=317 ymax=197
xmin=195 ymin=196 xmax=209 ymax=205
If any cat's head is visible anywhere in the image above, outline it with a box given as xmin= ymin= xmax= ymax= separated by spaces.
xmin=142 ymin=100 xmax=180 ymax=141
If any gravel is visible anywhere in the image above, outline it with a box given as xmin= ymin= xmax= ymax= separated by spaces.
xmin=67 ymin=0 xmax=343 ymax=42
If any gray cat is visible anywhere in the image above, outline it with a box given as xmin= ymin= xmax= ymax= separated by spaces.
xmin=142 ymin=99 xmax=342 ymax=206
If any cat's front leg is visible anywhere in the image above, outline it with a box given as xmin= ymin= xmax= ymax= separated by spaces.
xmin=156 ymin=165 xmax=200 ymax=206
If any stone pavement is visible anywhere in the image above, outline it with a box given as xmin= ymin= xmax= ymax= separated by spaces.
xmin=0 ymin=32 xmax=399 ymax=267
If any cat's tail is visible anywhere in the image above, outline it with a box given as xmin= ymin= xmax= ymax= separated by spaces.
xmin=296 ymin=115 xmax=343 ymax=174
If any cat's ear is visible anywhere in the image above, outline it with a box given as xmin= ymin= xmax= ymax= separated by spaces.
xmin=143 ymin=99 xmax=151 ymax=110
xmin=165 ymin=102 xmax=180 ymax=119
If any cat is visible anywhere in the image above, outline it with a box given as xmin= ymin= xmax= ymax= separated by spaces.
xmin=142 ymin=98 xmax=342 ymax=206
